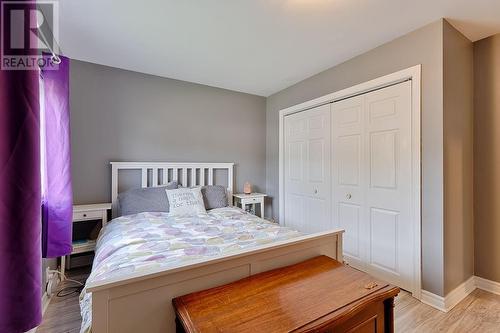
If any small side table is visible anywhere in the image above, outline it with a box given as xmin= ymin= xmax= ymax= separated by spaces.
xmin=233 ymin=193 xmax=267 ymax=218
xmin=60 ymin=203 xmax=111 ymax=279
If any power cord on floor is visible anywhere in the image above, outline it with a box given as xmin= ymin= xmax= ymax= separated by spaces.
xmin=47 ymin=269 xmax=85 ymax=297
xmin=56 ymin=285 xmax=84 ymax=297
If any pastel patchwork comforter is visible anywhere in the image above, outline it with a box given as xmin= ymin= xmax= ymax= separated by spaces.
xmin=79 ymin=207 xmax=302 ymax=333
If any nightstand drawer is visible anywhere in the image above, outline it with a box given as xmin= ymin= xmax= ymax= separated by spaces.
xmin=73 ymin=209 xmax=102 ymax=221
xmin=242 ymin=197 xmax=260 ymax=204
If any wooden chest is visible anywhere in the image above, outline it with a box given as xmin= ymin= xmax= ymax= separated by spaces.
xmin=173 ymin=256 xmax=400 ymax=333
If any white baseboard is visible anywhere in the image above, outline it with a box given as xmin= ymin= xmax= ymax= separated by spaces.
xmin=475 ymin=276 xmax=500 ymax=295
xmin=445 ymin=276 xmax=476 ymax=311
xmin=41 ymin=292 xmax=51 ymax=315
xmin=421 ymin=275 xmax=500 ymax=313
xmin=421 ymin=290 xmax=446 ymax=311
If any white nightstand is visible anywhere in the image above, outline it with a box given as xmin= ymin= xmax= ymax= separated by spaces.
xmin=60 ymin=203 xmax=111 ymax=279
xmin=233 ymin=193 xmax=267 ymax=218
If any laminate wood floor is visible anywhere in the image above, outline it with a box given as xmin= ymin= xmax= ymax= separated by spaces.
xmin=395 ymin=288 xmax=500 ymax=332
xmin=37 ymin=269 xmax=500 ymax=333
xmin=37 ymin=267 xmax=90 ymax=333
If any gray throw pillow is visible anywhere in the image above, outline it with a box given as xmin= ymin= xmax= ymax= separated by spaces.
xmin=201 ymin=185 xmax=228 ymax=210
xmin=118 ymin=181 xmax=178 ymax=216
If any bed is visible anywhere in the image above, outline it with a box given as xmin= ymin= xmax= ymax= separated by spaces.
xmin=82 ymin=162 xmax=344 ymax=333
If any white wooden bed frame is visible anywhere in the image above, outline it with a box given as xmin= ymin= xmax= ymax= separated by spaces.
xmin=110 ymin=161 xmax=235 ymax=209
xmin=87 ymin=162 xmax=344 ymax=333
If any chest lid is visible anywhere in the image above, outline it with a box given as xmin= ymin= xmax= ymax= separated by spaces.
xmin=173 ymin=256 xmax=399 ymax=332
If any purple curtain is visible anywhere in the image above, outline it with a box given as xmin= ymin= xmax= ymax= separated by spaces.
xmin=40 ymin=55 xmax=73 ymax=258
xmin=0 ymin=12 xmax=42 ymax=333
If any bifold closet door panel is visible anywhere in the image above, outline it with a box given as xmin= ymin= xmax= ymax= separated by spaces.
xmin=363 ymin=81 xmax=413 ymax=292
xmin=332 ymin=81 xmax=414 ymax=292
xmin=331 ymin=95 xmax=367 ymax=270
xmin=284 ymin=104 xmax=331 ymax=233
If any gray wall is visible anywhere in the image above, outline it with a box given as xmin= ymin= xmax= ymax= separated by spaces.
xmin=474 ymin=33 xmax=500 ymax=283
xmin=266 ymin=20 xmax=446 ymax=295
xmin=70 ymin=60 xmax=266 ymax=204
xmin=443 ymin=21 xmax=474 ymax=294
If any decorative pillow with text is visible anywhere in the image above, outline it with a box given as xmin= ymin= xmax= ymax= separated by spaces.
xmin=166 ymin=187 xmax=206 ymax=216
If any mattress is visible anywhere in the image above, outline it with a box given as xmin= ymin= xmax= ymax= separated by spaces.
xmin=79 ymin=207 xmax=301 ymax=333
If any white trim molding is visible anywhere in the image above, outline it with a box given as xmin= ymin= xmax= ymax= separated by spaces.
xmin=420 ymin=290 xmax=447 ymax=312
xmin=278 ymin=64 xmax=422 ymax=299
xmin=41 ymin=292 xmax=51 ymax=315
xmin=445 ymin=276 xmax=477 ymax=310
xmin=421 ymin=276 xmax=475 ymax=312
xmin=31 ymin=292 xmax=51 ymax=332
xmin=421 ymin=275 xmax=500 ymax=313
xmin=475 ymin=276 xmax=500 ymax=296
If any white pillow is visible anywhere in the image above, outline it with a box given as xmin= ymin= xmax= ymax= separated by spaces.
xmin=166 ymin=187 xmax=206 ymax=216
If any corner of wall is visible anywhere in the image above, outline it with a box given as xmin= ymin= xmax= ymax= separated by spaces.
xmin=442 ymin=18 xmax=475 ymax=295
xmin=473 ymin=33 xmax=500 ymax=284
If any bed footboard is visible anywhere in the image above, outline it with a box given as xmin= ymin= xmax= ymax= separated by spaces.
xmin=88 ymin=230 xmax=343 ymax=333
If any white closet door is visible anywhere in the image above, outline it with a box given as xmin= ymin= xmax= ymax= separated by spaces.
xmin=284 ymin=104 xmax=331 ymax=233
xmin=332 ymin=81 xmax=413 ymax=292
xmin=331 ymin=95 xmax=366 ymax=269
xmin=363 ymin=81 xmax=412 ymax=291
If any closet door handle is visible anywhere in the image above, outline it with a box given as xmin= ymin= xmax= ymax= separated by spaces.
xmin=314 ymin=189 xmax=318 ymax=194
xmin=346 ymin=193 xmax=352 ymax=200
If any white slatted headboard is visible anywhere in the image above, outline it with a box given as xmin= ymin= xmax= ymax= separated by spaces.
xmin=110 ymin=162 xmax=234 ymax=213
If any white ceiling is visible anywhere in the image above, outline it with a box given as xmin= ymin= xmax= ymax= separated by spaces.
xmin=58 ymin=0 xmax=500 ymax=96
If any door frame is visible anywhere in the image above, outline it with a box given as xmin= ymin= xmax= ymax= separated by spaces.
xmin=278 ymin=65 xmax=422 ymax=299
